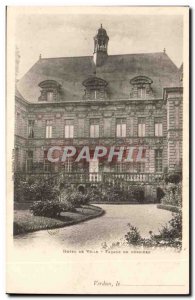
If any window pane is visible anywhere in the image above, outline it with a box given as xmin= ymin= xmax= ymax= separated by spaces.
xmin=155 ymin=149 xmax=163 ymax=172
xmin=65 ymin=125 xmax=69 ymax=138
xmin=46 ymin=126 xmax=49 ymax=138
xmin=159 ymin=123 xmax=163 ymax=136
xmin=116 ymin=124 xmax=121 ymax=137
xmin=49 ymin=126 xmax=52 ymax=138
xmin=47 ymin=92 xmax=53 ymax=101
xmin=122 ymin=124 xmax=126 ymax=137
xmin=138 ymin=119 xmax=145 ymax=137
xmin=70 ymin=125 xmax=74 ymax=138
xmin=90 ymin=125 xmax=95 ymax=138
xmin=64 ymin=158 xmax=72 ymax=172
xmin=155 ymin=123 xmax=163 ymax=136
xmin=142 ymin=124 xmax=145 ymax=137
xmin=155 ymin=123 xmax=158 ymax=136
xmin=89 ymin=159 xmax=99 ymax=172
xmin=95 ymin=125 xmax=99 ymax=138
xmin=138 ymin=124 xmax=142 ymax=137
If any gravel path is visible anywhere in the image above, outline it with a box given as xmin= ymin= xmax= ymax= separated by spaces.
xmin=14 ymin=204 xmax=172 ymax=250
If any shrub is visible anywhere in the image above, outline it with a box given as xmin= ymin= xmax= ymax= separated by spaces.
xmin=163 ymin=171 xmax=182 ymax=184
xmin=161 ymin=182 xmax=182 ymax=207
xmin=30 ymin=200 xmax=66 ymax=218
xmin=60 ymin=189 xmax=90 ymax=210
xmin=149 ymin=211 xmax=182 ymax=249
xmin=101 ymin=185 xmax=140 ymax=202
xmin=83 ymin=184 xmax=145 ymax=203
xmin=14 ymin=174 xmax=60 ymax=202
xmin=124 ymin=211 xmax=182 ymax=249
xmin=13 ymin=222 xmax=24 ymax=235
xmin=125 ymin=224 xmax=142 ymax=245
xmin=88 ymin=188 xmax=103 ymax=203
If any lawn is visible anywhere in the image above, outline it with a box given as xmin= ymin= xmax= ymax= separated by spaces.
xmin=14 ymin=205 xmax=103 ymax=236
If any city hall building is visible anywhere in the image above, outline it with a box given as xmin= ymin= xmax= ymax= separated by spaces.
xmin=14 ymin=25 xmax=183 ymax=201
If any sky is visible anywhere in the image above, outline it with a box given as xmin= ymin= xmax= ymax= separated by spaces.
xmin=15 ymin=13 xmax=183 ymax=79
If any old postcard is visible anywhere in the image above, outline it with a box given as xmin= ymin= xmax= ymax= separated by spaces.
xmin=6 ymin=6 xmax=189 ymax=294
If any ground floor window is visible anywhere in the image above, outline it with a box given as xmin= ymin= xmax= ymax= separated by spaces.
xmin=155 ymin=149 xmax=163 ymax=172
xmin=26 ymin=150 xmax=33 ymax=172
xmin=89 ymin=159 xmax=101 ymax=181
xmin=114 ymin=162 xmax=128 ymax=173
xmin=137 ymin=162 xmax=145 ymax=173
xmin=44 ymin=150 xmax=51 ymax=172
xmin=64 ymin=158 xmax=73 ymax=172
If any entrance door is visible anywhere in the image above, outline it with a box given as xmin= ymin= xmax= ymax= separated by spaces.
xmin=156 ymin=187 xmax=165 ymax=203
xmin=89 ymin=159 xmax=101 ymax=182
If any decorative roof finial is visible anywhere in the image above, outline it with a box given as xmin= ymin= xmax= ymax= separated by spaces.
xmin=39 ymin=53 xmax=42 ymax=60
xmin=163 ymin=48 xmax=166 ymax=54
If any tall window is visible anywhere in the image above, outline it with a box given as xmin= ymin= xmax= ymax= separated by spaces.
xmin=129 ymin=162 xmax=137 ymax=173
xmin=155 ymin=149 xmax=163 ymax=172
xmin=44 ymin=150 xmax=51 ymax=172
xmin=64 ymin=158 xmax=73 ymax=172
xmin=155 ymin=118 xmax=163 ymax=136
xmin=47 ymin=91 xmax=54 ymax=102
xmin=138 ymin=118 xmax=146 ymax=137
xmin=28 ymin=120 xmax=35 ymax=138
xmin=65 ymin=119 xmax=74 ymax=138
xmin=26 ymin=150 xmax=33 ymax=172
xmin=137 ymin=162 xmax=145 ymax=173
xmin=116 ymin=118 xmax=126 ymax=137
xmin=46 ymin=120 xmax=52 ymax=138
xmin=90 ymin=119 xmax=100 ymax=138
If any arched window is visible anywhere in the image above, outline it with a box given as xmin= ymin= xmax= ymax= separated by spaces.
xmin=130 ymin=76 xmax=153 ymax=99
xmin=82 ymin=77 xmax=108 ymax=100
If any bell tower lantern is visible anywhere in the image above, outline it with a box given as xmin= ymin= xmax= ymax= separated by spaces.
xmin=93 ymin=24 xmax=109 ymax=67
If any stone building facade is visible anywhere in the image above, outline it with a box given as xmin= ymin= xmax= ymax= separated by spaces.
xmin=14 ymin=25 xmax=183 ymax=201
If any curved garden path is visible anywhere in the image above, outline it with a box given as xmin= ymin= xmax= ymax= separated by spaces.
xmin=14 ymin=204 xmax=172 ymax=250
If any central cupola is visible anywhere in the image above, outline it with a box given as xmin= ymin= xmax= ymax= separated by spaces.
xmin=93 ymin=24 xmax=109 ymax=67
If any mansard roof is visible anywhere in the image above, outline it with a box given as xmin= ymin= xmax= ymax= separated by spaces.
xmin=17 ymin=52 xmax=181 ymax=103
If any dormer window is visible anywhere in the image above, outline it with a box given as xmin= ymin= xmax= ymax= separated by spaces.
xmin=82 ymin=77 xmax=108 ymax=100
xmin=38 ymin=80 xmax=61 ymax=102
xmin=130 ymin=76 xmax=153 ymax=99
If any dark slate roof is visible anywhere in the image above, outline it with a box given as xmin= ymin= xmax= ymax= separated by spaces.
xmin=17 ymin=52 xmax=181 ymax=103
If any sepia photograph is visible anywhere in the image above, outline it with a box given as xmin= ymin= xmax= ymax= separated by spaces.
xmin=6 ymin=6 xmax=189 ymax=294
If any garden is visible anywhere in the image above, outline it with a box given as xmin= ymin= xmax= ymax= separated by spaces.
xmin=124 ymin=170 xmax=183 ymax=250
xmin=101 ymin=169 xmax=183 ymax=251
xmin=14 ymin=174 xmax=104 ymax=235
